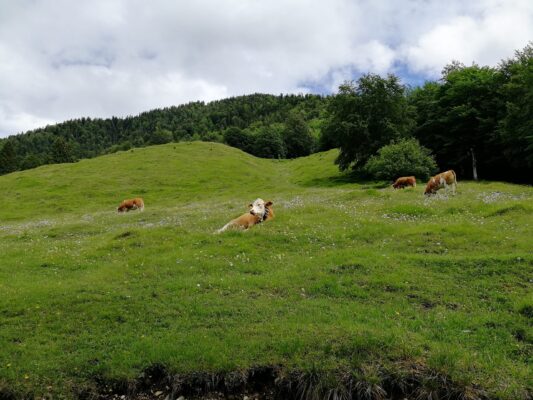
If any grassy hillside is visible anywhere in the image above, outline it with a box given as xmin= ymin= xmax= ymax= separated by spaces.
xmin=0 ymin=93 xmax=326 ymax=175
xmin=0 ymin=142 xmax=531 ymax=399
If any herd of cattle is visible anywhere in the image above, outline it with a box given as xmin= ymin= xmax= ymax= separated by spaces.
xmin=394 ymin=169 xmax=457 ymax=195
xmin=116 ymin=169 xmax=457 ymax=232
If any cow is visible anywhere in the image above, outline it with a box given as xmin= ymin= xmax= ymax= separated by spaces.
xmin=216 ymin=198 xmax=274 ymax=233
xmin=117 ymin=197 xmax=145 ymax=212
xmin=424 ymin=170 xmax=457 ymax=196
xmin=393 ymin=176 xmax=417 ymax=189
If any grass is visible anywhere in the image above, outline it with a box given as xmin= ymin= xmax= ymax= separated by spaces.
xmin=0 ymin=142 xmax=531 ymax=399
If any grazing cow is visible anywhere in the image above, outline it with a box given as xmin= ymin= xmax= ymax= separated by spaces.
xmin=117 ymin=197 xmax=145 ymax=212
xmin=217 ymin=198 xmax=274 ymax=233
xmin=424 ymin=170 xmax=457 ymax=196
xmin=393 ymin=176 xmax=417 ymax=189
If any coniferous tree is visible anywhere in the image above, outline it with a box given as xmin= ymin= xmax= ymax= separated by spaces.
xmin=0 ymin=141 xmax=18 ymax=174
xmin=51 ymin=137 xmax=75 ymax=164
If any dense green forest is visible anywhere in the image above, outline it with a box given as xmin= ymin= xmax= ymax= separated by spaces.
xmin=0 ymin=44 xmax=531 ymax=182
xmin=320 ymin=44 xmax=532 ymax=183
xmin=409 ymin=45 xmax=532 ymax=183
xmin=0 ymin=93 xmax=327 ymax=174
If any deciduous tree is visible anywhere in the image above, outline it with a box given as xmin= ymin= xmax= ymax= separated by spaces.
xmin=323 ymin=74 xmax=414 ymax=171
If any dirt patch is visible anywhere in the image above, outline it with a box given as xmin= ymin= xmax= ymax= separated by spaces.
xmin=406 ymin=294 xmax=437 ymax=309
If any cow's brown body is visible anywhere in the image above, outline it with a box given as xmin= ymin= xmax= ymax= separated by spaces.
xmin=217 ymin=199 xmax=274 ymax=233
xmin=117 ymin=198 xmax=145 ymax=212
xmin=393 ymin=176 xmax=416 ymax=189
xmin=424 ymin=170 xmax=457 ymax=195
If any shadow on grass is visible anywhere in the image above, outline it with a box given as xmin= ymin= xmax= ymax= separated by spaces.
xmin=299 ymin=172 xmax=391 ymax=189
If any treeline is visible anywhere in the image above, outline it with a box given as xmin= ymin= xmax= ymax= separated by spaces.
xmin=0 ymin=93 xmax=326 ymax=174
xmin=410 ymin=45 xmax=532 ymax=182
xmin=321 ymin=43 xmax=532 ymax=183
xmin=1 ymin=44 xmax=531 ymax=182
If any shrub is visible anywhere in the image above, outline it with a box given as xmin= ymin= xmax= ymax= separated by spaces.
xmin=203 ymin=131 xmax=223 ymax=143
xmin=364 ymin=138 xmax=437 ymax=180
xmin=150 ymin=128 xmax=173 ymax=145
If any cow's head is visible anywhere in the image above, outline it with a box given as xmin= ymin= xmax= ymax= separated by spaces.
xmin=248 ymin=198 xmax=266 ymax=218
xmin=424 ymin=180 xmax=436 ymax=196
xmin=117 ymin=200 xmax=128 ymax=212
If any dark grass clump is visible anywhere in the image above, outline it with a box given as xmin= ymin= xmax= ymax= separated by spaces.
xmin=77 ymin=363 xmax=492 ymax=400
xmin=518 ymin=304 xmax=533 ymax=319
xmin=485 ymin=204 xmax=529 ymax=217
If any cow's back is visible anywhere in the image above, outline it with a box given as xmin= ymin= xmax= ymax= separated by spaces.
xmin=444 ymin=170 xmax=457 ymax=185
xmin=394 ymin=176 xmax=416 ymax=188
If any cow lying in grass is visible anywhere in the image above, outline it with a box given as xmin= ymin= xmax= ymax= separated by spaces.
xmin=424 ymin=170 xmax=457 ymax=196
xmin=117 ymin=198 xmax=145 ymax=212
xmin=217 ymin=198 xmax=274 ymax=233
xmin=393 ymin=176 xmax=416 ymax=189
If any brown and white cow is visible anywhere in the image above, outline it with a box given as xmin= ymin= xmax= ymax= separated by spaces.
xmin=117 ymin=197 xmax=145 ymax=212
xmin=217 ymin=198 xmax=274 ymax=233
xmin=393 ymin=176 xmax=416 ymax=189
xmin=424 ymin=170 xmax=457 ymax=196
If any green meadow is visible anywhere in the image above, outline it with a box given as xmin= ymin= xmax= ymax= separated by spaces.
xmin=0 ymin=142 xmax=531 ymax=399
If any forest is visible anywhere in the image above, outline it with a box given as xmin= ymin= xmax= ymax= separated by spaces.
xmin=0 ymin=44 xmax=531 ymax=183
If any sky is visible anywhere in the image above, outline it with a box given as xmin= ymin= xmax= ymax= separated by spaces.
xmin=1 ymin=0 xmax=532 ymax=138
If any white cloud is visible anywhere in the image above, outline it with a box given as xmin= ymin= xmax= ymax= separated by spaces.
xmin=0 ymin=109 xmax=55 ymax=136
xmin=0 ymin=0 xmax=532 ymax=137
xmin=402 ymin=1 xmax=533 ymax=76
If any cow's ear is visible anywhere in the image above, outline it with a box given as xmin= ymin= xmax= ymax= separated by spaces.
xmin=248 ymin=203 xmax=253 ymax=208
xmin=265 ymin=201 xmax=273 ymax=207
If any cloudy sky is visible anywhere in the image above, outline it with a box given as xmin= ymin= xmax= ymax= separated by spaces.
xmin=1 ymin=0 xmax=532 ymax=138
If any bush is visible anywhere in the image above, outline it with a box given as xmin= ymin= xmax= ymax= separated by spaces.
xmin=203 ymin=131 xmax=223 ymax=143
xmin=364 ymin=138 xmax=437 ymax=180
xmin=150 ymin=128 xmax=173 ymax=145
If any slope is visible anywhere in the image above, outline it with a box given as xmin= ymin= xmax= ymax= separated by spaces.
xmin=0 ymin=142 xmax=531 ymax=399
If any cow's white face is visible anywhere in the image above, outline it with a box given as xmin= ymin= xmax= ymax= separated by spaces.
xmin=249 ymin=198 xmax=266 ymax=218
